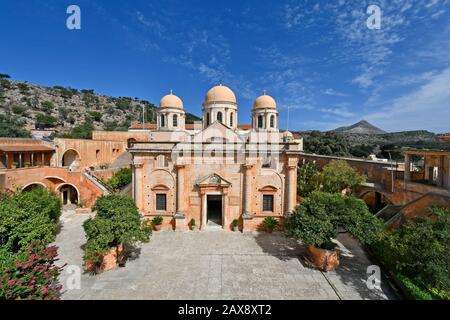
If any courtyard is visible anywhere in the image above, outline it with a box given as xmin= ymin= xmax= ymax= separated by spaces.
xmin=54 ymin=209 xmax=397 ymax=300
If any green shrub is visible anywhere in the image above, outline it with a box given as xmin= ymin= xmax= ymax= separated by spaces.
xmin=41 ymin=101 xmax=54 ymax=111
xmin=152 ymin=216 xmax=163 ymax=226
xmin=286 ymin=192 xmax=383 ymax=247
xmin=0 ymin=188 xmax=61 ymax=252
xmin=190 ymin=218 xmax=196 ymax=227
xmin=231 ymin=219 xmax=238 ymax=227
xmin=0 ymin=243 xmax=64 ymax=300
xmin=262 ymin=217 xmax=278 ymax=231
xmin=0 ymin=115 xmax=30 ymax=138
xmin=90 ymin=111 xmax=102 ymax=122
xmin=371 ymin=207 xmax=450 ymax=299
xmin=57 ymin=122 xmax=93 ymax=139
xmin=11 ymin=105 xmax=27 ymax=115
xmin=84 ymin=195 xmax=151 ymax=263
xmin=35 ymin=113 xmax=57 ymax=129
xmin=106 ymin=168 xmax=132 ymax=191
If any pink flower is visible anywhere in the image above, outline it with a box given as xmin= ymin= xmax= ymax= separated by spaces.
xmin=15 ymin=262 xmax=22 ymax=268
xmin=7 ymin=280 xmax=15 ymax=286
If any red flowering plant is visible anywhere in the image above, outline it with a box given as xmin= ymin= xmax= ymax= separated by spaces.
xmin=0 ymin=241 xmax=65 ymax=300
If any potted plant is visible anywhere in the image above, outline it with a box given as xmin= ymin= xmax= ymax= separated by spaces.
xmin=262 ymin=217 xmax=278 ymax=233
xmin=83 ymin=195 xmax=152 ymax=273
xmin=152 ymin=215 xmax=163 ymax=231
xmin=189 ymin=218 xmax=197 ymax=231
xmin=285 ymin=192 xmax=383 ymax=272
xmin=231 ymin=219 xmax=239 ymax=232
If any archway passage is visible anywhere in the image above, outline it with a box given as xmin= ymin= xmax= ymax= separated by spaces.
xmin=23 ymin=183 xmax=46 ymax=192
xmin=58 ymin=184 xmax=79 ymax=205
xmin=62 ymin=149 xmax=80 ymax=167
xmin=361 ymin=191 xmax=391 ymax=214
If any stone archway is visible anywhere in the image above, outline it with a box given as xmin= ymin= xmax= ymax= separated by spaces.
xmin=62 ymin=149 xmax=80 ymax=167
xmin=22 ymin=182 xmax=47 ymax=192
xmin=56 ymin=183 xmax=79 ymax=205
xmin=360 ymin=190 xmax=392 ymax=214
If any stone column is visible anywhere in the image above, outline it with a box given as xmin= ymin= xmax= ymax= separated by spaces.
xmin=404 ymin=154 xmax=411 ymax=184
xmin=285 ymin=162 xmax=297 ymax=215
xmin=222 ymin=188 xmax=229 ymax=230
xmin=175 ymin=164 xmax=185 ymax=217
xmin=201 ymin=190 xmax=207 ymax=230
xmin=133 ymin=162 xmax=144 ymax=213
xmin=242 ymin=163 xmax=253 ymax=217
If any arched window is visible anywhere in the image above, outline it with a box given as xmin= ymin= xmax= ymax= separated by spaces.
xmin=160 ymin=115 xmax=166 ymax=127
xmin=206 ymin=113 xmax=210 ymax=126
xmin=217 ymin=111 xmax=223 ymax=123
xmin=229 ymin=112 xmax=233 ymax=127
xmin=173 ymin=114 xmax=178 ymax=127
xmin=270 ymin=115 xmax=275 ymax=128
xmin=258 ymin=115 xmax=264 ymax=128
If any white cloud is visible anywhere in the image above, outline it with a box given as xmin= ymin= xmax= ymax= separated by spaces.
xmin=324 ymin=88 xmax=348 ymax=97
xmin=364 ymin=67 xmax=450 ymax=132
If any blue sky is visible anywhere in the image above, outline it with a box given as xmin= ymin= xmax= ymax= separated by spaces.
xmin=1 ymin=1 xmax=449 ymax=133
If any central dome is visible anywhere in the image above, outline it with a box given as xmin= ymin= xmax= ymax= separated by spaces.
xmin=205 ymin=85 xmax=236 ymax=104
xmin=159 ymin=93 xmax=183 ymax=109
xmin=253 ymin=94 xmax=277 ymax=109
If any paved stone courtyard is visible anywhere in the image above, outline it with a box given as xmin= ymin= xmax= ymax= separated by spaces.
xmin=53 ymin=210 xmax=397 ymax=300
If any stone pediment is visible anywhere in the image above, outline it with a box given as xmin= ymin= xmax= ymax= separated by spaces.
xmin=193 ymin=121 xmax=245 ymax=143
xmin=196 ymin=173 xmax=232 ymax=187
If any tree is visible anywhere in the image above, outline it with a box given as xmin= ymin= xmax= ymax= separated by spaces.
xmin=57 ymin=122 xmax=93 ymax=139
xmin=0 ymin=188 xmax=61 ymax=253
xmin=107 ymin=168 xmax=132 ymax=191
xmin=285 ymin=192 xmax=383 ymax=247
xmin=304 ymin=131 xmax=350 ymax=156
xmin=90 ymin=111 xmax=102 ymax=122
xmin=35 ymin=113 xmax=57 ymax=129
xmin=0 ymin=73 xmax=11 ymax=80
xmin=372 ymin=207 xmax=450 ymax=299
xmin=84 ymin=195 xmax=151 ymax=263
xmin=0 ymin=115 xmax=30 ymax=138
xmin=297 ymin=161 xmax=320 ymax=197
xmin=319 ymin=160 xmax=365 ymax=194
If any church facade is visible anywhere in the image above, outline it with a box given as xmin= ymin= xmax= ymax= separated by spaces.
xmin=128 ymin=85 xmax=303 ymax=231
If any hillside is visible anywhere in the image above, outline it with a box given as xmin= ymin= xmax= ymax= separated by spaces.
xmin=300 ymin=129 xmax=445 ymax=159
xmin=331 ymin=120 xmax=386 ymax=135
xmin=0 ymin=74 xmax=201 ymax=138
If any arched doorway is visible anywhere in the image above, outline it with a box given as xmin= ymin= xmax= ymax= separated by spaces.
xmin=22 ymin=183 xmax=47 ymax=192
xmin=361 ymin=191 xmax=391 ymax=214
xmin=62 ymin=149 xmax=80 ymax=167
xmin=57 ymin=184 xmax=79 ymax=205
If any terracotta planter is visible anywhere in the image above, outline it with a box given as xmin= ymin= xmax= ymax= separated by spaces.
xmin=265 ymin=228 xmax=274 ymax=233
xmin=190 ymin=225 xmax=197 ymax=231
xmin=154 ymin=224 xmax=162 ymax=231
xmin=85 ymin=244 xmax=125 ymax=273
xmin=232 ymin=226 xmax=238 ymax=232
xmin=306 ymin=245 xmax=340 ymax=272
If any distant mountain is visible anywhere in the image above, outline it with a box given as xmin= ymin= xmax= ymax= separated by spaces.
xmin=331 ymin=120 xmax=386 ymax=135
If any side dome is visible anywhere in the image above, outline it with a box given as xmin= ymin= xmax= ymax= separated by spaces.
xmin=159 ymin=93 xmax=183 ymax=109
xmin=205 ymin=85 xmax=236 ymax=104
xmin=253 ymin=94 xmax=277 ymax=109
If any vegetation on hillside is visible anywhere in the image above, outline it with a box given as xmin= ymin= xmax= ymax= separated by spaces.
xmin=0 ymin=73 xmax=201 ymax=137
xmin=301 ymin=130 xmax=446 ymax=159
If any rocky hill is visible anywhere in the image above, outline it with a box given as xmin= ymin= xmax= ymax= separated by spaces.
xmin=331 ymin=120 xmax=386 ymax=135
xmin=0 ymin=74 xmax=201 ymax=137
